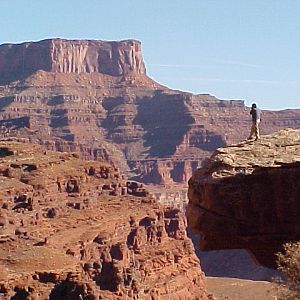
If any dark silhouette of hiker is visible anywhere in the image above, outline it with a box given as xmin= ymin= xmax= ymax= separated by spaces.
xmin=248 ymin=103 xmax=261 ymax=140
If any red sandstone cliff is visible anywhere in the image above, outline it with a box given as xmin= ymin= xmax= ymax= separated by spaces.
xmin=0 ymin=142 xmax=212 ymax=299
xmin=186 ymin=128 xmax=300 ymax=268
xmin=0 ymin=39 xmax=146 ymax=83
xmin=0 ymin=39 xmax=299 ymax=186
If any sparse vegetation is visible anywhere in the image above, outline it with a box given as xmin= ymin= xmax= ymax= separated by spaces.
xmin=276 ymin=241 xmax=300 ymax=299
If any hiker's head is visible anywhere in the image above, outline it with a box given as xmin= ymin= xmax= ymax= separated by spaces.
xmin=251 ymin=103 xmax=257 ymax=108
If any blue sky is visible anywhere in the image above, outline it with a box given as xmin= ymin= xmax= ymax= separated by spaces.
xmin=1 ymin=0 xmax=300 ymax=110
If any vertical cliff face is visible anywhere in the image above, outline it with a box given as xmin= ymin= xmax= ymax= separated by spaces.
xmin=0 ymin=39 xmax=146 ymax=82
xmin=186 ymin=129 xmax=300 ymax=268
xmin=50 ymin=39 xmax=146 ymax=76
xmin=0 ymin=40 xmax=53 ymax=83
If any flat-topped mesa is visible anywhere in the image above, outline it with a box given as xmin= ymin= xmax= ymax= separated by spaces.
xmin=0 ymin=38 xmax=146 ymax=82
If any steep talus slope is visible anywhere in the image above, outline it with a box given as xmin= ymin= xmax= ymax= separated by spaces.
xmin=0 ymin=142 xmax=213 ymax=299
xmin=0 ymin=39 xmax=300 ymax=186
xmin=187 ymin=128 xmax=300 ymax=268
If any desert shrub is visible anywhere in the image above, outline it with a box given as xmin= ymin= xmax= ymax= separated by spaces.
xmin=276 ymin=241 xmax=300 ymax=300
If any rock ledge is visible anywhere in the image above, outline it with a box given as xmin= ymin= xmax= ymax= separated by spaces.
xmin=187 ymin=128 xmax=300 ymax=268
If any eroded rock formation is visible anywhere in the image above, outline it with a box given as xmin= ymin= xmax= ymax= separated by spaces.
xmin=0 ymin=39 xmax=146 ymax=83
xmin=0 ymin=142 xmax=212 ymax=299
xmin=187 ymin=128 xmax=300 ymax=268
xmin=0 ymin=39 xmax=299 ymax=186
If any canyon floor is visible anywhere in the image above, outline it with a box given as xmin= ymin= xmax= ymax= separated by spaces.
xmin=206 ymin=277 xmax=277 ymax=300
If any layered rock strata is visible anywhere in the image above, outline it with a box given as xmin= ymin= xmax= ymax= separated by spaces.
xmin=187 ymin=128 xmax=300 ymax=268
xmin=0 ymin=39 xmax=146 ymax=83
xmin=0 ymin=39 xmax=300 ymax=186
xmin=0 ymin=142 xmax=212 ymax=299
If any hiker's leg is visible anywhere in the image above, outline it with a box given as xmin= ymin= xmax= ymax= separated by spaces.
xmin=248 ymin=123 xmax=255 ymax=139
xmin=255 ymin=121 xmax=260 ymax=140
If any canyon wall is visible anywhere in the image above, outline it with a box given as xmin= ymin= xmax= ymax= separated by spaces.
xmin=187 ymin=128 xmax=300 ymax=268
xmin=0 ymin=141 xmax=212 ymax=299
xmin=0 ymin=39 xmax=300 ymax=186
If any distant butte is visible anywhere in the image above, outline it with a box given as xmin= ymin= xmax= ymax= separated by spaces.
xmin=0 ymin=38 xmax=299 ymax=187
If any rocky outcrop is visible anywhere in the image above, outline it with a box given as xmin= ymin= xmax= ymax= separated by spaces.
xmin=187 ymin=128 xmax=300 ymax=268
xmin=0 ymin=141 xmax=212 ymax=299
xmin=129 ymin=159 xmax=201 ymax=185
xmin=0 ymin=39 xmax=300 ymax=186
xmin=0 ymin=38 xmax=146 ymax=82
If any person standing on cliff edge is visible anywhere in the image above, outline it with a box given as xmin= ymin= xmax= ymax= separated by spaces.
xmin=248 ymin=103 xmax=261 ymax=140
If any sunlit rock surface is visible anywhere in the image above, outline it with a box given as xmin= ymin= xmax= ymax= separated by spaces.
xmin=187 ymin=128 xmax=300 ymax=268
